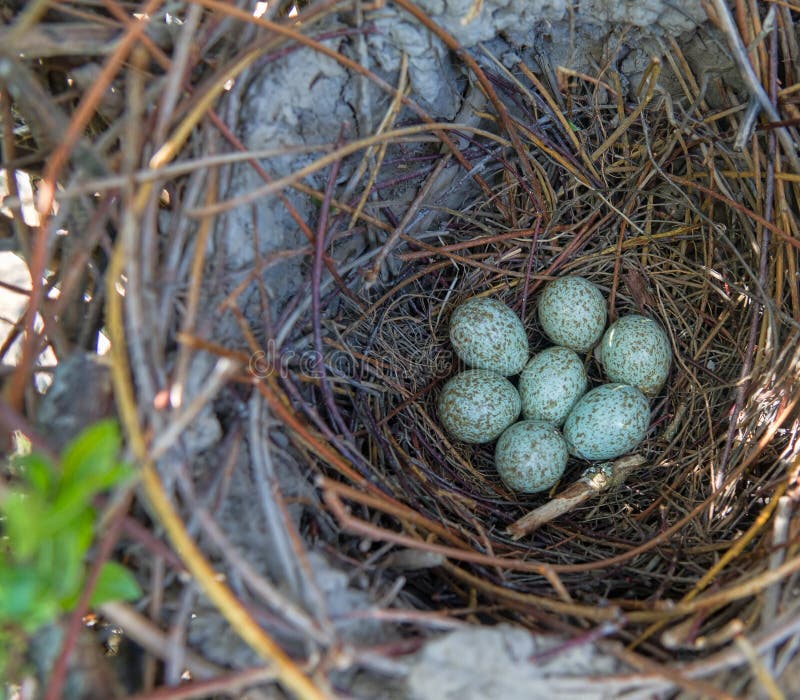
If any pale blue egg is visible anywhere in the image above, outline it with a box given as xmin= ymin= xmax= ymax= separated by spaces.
xmin=519 ymin=347 xmax=587 ymax=426
xmin=563 ymin=384 xmax=650 ymax=460
xmin=599 ymin=314 xmax=672 ymax=396
xmin=495 ymin=420 xmax=568 ymax=493
xmin=449 ymin=297 xmax=528 ymax=376
xmin=538 ymin=276 xmax=607 ymax=353
xmin=437 ymin=370 xmax=521 ymax=444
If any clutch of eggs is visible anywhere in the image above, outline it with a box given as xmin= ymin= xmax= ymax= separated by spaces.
xmin=436 ymin=286 xmax=663 ymax=494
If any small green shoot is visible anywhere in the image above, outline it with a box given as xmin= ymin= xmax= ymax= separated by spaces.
xmin=0 ymin=420 xmax=141 ymax=675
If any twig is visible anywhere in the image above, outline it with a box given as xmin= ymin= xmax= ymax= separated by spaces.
xmin=716 ymin=6 xmax=781 ymax=491
xmin=708 ymin=0 xmax=800 ymax=174
xmin=248 ymin=394 xmax=330 ymax=629
xmin=153 ymin=2 xmax=203 ymax=144
xmin=507 ymin=455 xmax=646 ymax=539
xmin=393 ymin=0 xmax=539 ymax=192
xmin=733 ymin=97 xmax=761 ymax=151
xmin=311 ymin=127 xmax=352 ymax=436
xmin=124 ymin=666 xmax=278 ymax=700
xmin=189 ymin=122 xmax=510 ymax=218
xmin=169 ymin=162 xmax=218 ymax=410
xmin=609 ymin=643 xmax=741 ymax=700
xmin=150 ymin=357 xmax=240 ymax=460
xmin=164 ymin=583 xmax=196 ymax=686
xmin=733 ymin=632 xmax=786 ymax=700
xmin=99 ymin=601 xmax=224 ymax=681
xmin=135 ymin=458 xmax=327 ymax=699
xmin=633 ymin=481 xmax=789 ymax=647
xmin=195 ymin=508 xmax=329 ymax=644
xmin=104 ymin=90 xmax=328 ymax=700
xmin=762 ymin=495 xmax=794 ymax=671
xmin=364 ymin=155 xmax=452 ymax=286
xmin=518 ymin=215 xmax=541 ymax=318
xmin=591 ymin=58 xmax=661 ymax=163
xmin=344 ymin=52 xmax=408 ymax=216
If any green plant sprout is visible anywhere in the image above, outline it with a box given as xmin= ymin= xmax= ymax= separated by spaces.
xmin=0 ymin=419 xmax=141 ymax=674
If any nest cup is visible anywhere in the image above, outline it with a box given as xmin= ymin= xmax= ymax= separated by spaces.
xmin=285 ymin=22 xmax=800 ymax=667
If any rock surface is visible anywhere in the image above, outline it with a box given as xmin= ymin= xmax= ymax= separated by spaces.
xmin=405 ymin=624 xmax=620 ymax=700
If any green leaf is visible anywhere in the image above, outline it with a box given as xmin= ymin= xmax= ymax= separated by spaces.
xmin=0 ymin=420 xmax=138 ymax=637
xmin=49 ymin=462 xmax=132 ymax=533
xmin=1 ymin=489 xmax=44 ymax=559
xmin=48 ymin=513 xmax=94 ymax=603
xmin=11 ymin=453 xmax=55 ymax=496
xmin=38 ymin=420 xmax=131 ymax=538
xmin=90 ymin=561 xmax=141 ymax=606
xmin=0 ymin=565 xmax=58 ymax=630
xmin=60 ymin=419 xmax=120 ymax=486
xmin=0 ymin=565 xmax=38 ymax=620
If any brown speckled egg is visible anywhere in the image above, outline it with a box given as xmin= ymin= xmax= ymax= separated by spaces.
xmin=519 ymin=346 xmax=587 ymax=426
xmin=449 ymin=297 xmax=528 ymax=376
xmin=563 ymin=383 xmax=650 ymax=461
xmin=495 ymin=420 xmax=568 ymax=493
xmin=538 ymin=276 xmax=607 ymax=353
xmin=598 ymin=314 xmax=672 ymax=396
xmin=437 ymin=369 xmax=520 ymax=444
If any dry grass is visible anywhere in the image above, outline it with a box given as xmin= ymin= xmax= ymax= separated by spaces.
xmin=2 ymin=0 xmax=800 ymax=698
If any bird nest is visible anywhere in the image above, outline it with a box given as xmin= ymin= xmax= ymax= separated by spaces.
xmin=4 ymin=1 xmax=800 ymax=697
xmin=270 ymin=3 xmax=800 ymax=682
xmin=311 ymin=83 xmax=800 ymax=646
xmin=299 ymin=33 xmax=800 ymax=665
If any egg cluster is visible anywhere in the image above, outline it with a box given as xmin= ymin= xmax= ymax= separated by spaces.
xmin=437 ymin=276 xmax=672 ymax=494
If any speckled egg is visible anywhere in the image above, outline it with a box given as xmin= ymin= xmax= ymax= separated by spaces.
xmin=495 ymin=420 xmax=568 ymax=493
xmin=437 ymin=370 xmax=521 ymax=444
xmin=538 ymin=276 xmax=607 ymax=353
xmin=449 ymin=297 xmax=528 ymax=376
xmin=519 ymin=347 xmax=587 ymax=426
xmin=563 ymin=383 xmax=650 ymax=461
xmin=598 ymin=314 xmax=672 ymax=396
